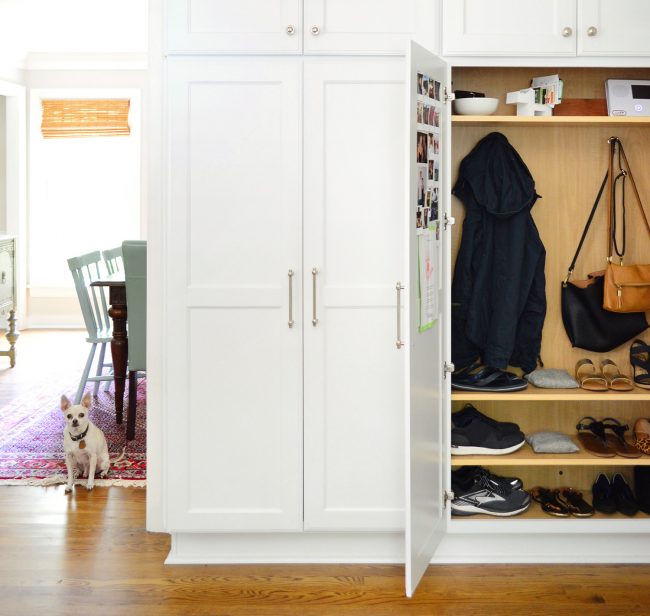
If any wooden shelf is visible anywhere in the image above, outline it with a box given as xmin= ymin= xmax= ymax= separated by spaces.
xmin=452 ymin=115 xmax=650 ymax=127
xmin=451 ymin=388 xmax=650 ymax=402
xmin=451 ymin=438 xmax=650 ymax=467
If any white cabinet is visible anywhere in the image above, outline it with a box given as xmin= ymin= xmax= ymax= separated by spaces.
xmin=442 ymin=0 xmax=650 ymax=58
xmin=165 ymin=57 xmax=304 ymax=531
xmin=166 ymin=0 xmax=438 ymax=54
xmin=164 ymin=55 xmax=415 ymax=533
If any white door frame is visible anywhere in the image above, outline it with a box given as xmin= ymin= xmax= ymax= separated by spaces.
xmin=0 ymin=79 xmax=26 ymax=330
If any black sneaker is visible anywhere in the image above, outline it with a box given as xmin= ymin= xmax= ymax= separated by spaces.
xmin=612 ymin=473 xmax=639 ymax=516
xmin=452 ymin=465 xmax=523 ymax=491
xmin=452 ymin=413 xmax=526 ymax=455
xmin=592 ymin=473 xmax=616 ymax=514
xmin=452 ymin=404 xmax=521 ymax=435
xmin=451 ymin=473 xmax=531 ymax=517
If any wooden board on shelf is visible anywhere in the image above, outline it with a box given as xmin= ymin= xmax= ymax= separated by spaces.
xmin=452 ymin=115 xmax=650 ymax=127
xmin=451 ymin=388 xmax=650 ymax=401
xmin=451 ymin=438 xmax=650 ymax=467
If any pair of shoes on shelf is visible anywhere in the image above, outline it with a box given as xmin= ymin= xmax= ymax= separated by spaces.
xmin=630 ymin=339 xmax=650 ymax=389
xmin=592 ymin=473 xmax=638 ymax=516
xmin=451 ymin=405 xmax=525 ymax=456
xmin=530 ymin=486 xmax=594 ymax=517
xmin=633 ymin=467 xmax=650 ymax=515
xmin=575 ymin=358 xmax=633 ymax=392
xmin=576 ymin=416 xmax=641 ymax=458
xmin=451 ymin=466 xmax=529 ymax=517
xmin=451 ymin=361 xmax=528 ymax=392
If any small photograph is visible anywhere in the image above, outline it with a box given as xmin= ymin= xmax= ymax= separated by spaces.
xmin=427 ymin=105 xmax=435 ymax=125
xmin=435 ymin=220 xmax=440 ymax=241
xmin=432 ymin=201 xmax=439 ymax=222
xmin=433 ymin=135 xmax=440 ymax=155
xmin=428 ymin=80 xmax=435 ymax=99
xmin=423 ymin=207 xmax=429 ymax=228
xmin=428 ymin=159 xmax=434 ymax=180
xmin=418 ymin=168 xmax=426 ymax=206
xmin=416 ymin=132 xmax=428 ymax=163
xmin=422 ymin=75 xmax=429 ymax=97
xmin=417 ymin=73 xmax=424 ymax=95
xmin=433 ymin=108 xmax=440 ymax=128
xmin=417 ymin=101 xmax=424 ymax=124
xmin=434 ymin=80 xmax=441 ymax=101
xmin=425 ymin=189 xmax=433 ymax=209
xmin=423 ymin=104 xmax=430 ymax=125
xmin=416 ymin=208 xmax=423 ymax=229
xmin=434 ymin=159 xmax=440 ymax=182
xmin=432 ymin=187 xmax=439 ymax=210
xmin=428 ymin=133 xmax=435 ymax=158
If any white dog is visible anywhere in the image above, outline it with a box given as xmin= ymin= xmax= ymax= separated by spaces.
xmin=61 ymin=392 xmax=110 ymax=492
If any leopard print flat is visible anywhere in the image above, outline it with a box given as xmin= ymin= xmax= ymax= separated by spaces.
xmin=634 ymin=418 xmax=650 ymax=455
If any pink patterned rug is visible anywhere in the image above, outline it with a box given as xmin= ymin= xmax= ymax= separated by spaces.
xmin=0 ymin=381 xmax=146 ymax=486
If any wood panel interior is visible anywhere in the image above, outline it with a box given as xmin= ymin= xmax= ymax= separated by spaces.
xmin=448 ymin=67 xmax=650 ymax=503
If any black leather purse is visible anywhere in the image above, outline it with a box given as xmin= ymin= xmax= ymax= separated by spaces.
xmin=561 ymin=172 xmax=648 ymax=352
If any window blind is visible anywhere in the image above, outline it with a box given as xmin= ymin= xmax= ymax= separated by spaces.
xmin=41 ymin=99 xmax=131 ymax=139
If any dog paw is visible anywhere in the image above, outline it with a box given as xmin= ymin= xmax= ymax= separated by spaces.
xmin=65 ymin=485 xmax=73 ymax=493
xmin=86 ymin=483 xmax=94 ymax=491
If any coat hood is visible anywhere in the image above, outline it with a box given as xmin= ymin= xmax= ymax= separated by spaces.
xmin=454 ymin=132 xmax=539 ymax=218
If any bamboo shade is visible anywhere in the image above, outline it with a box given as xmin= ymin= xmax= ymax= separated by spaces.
xmin=41 ymin=99 xmax=130 ymax=139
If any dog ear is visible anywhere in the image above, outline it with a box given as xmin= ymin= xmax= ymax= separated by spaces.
xmin=61 ymin=395 xmax=71 ymax=412
xmin=81 ymin=391 xmax=92 ymax=410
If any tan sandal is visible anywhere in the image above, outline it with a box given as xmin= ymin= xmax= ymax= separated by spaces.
xmin=634 ymin=418 xmax=650 ymax=455
xmin=601 ymin=359 xmax=634 ymax=391
xmin=575 ymin=359 xmax=607 ymax=391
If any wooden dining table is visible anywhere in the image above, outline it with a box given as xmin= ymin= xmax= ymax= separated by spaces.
xmin=90 ymin=274 xmax=128 ymax=429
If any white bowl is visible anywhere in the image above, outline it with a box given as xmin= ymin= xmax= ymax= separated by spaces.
xmin=453 ymin=97 xmax=499 ymax=115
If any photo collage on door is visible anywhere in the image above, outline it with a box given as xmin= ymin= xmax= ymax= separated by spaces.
xmin=415 ymin=71 xmax=441 ymax=238
xmin=415 ymin=71 xmax=442 ymax=331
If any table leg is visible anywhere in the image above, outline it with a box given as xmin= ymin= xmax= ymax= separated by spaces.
xmin=108 ymin=285 xmax=128 ymax=425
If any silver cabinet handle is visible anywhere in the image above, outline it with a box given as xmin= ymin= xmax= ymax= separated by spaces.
xmin=286 ymin=25 xmax=295 ymax=35
xmin=562 ymin=26 xmax=573 ymax=37
xmin=311 ymin=25 xmax=320 ymax=35
xmin=587 ymin=26 xmax=598 ymax=37
xmin=396 ymin=282 xmax=405 ymax=349
xmin=288 ymin=269 xmax=294 ymax=328
xmin=311 ymin=268 xmax=319 ymax=326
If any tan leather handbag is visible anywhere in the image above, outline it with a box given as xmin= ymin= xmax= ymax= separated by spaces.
xmin=602 ymin=137 xmax=650 ymax=313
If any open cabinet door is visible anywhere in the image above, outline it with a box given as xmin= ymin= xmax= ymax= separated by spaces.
xmin=404 ymin=41 xmax=451 ymax=597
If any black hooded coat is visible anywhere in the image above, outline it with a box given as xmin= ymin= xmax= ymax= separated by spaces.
xmin=451 ymin=132 xmax=546 ymax=374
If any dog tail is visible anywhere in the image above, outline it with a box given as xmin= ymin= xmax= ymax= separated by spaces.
xmin=110 ymin=447 xmax=126 ymax=465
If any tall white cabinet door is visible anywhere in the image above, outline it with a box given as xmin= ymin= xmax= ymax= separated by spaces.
xmin=442 ymin=0 xmax=577 ymax=57
xmin=167 ymin=0 xmax=302 ymax=53
xmin=578 ymin=0 xmax=650 ymax=56
xmin=404 ymin=42 xmax=449 ymax=598
xmin=303 ymin=58 xmax=406 ymax=531
xmin=303 ymin=0 xmax=438 ymax=54
xmin=165 ymin=57 xmax=304 ymax=531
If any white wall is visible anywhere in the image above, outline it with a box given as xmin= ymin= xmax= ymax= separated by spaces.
xmin=0 ymin=97 xmax=6 ymax=231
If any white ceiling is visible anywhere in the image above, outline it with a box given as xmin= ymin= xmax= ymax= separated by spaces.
xmin=0 ymin=0 xmax=148 ymax=67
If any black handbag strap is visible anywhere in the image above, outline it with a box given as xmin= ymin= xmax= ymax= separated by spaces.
xmin=563 ymin=170 xmax=609 ymax=285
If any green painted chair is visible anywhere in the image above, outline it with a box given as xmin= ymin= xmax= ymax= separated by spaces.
xmin=122 ymin=240 xmax=147 ymax=441
xmin=67 ymin=251 xmax=114 ymax=404
xmin=102 ymin=246 xmax=123 ymax=275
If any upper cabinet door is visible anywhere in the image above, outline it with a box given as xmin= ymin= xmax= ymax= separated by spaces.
xmin=303 ymin=0 xmax=438 ymax=54
xmin=167 ymin=0 xmax=302 ymax=53
xmin=578 ymin=0 xmax=650 ymax=56
xmin=442 ymin=0 xmax=577 ymax=57
xmin=404 ymin=42 xmax=450 ymax=598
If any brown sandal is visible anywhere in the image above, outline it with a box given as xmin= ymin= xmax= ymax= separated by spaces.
xmin=601 ymin=359 xmax=634 ymax=391
xmin=634 ymin=418 xmax=650 ymax=455
xmin=575 ymin=359 xmax=608 ymax=392
xmin=602 ymin=417 xmax=642 ymax=458
xmin=576 ymin=417 xmax=615 ymax=457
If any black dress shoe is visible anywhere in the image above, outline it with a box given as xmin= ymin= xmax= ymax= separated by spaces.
xmin=634 ymin=466 xmax=650 ymax=515
xmin=591 ymin=474 xmax=616 ymax=514
xmin=612 ymin=473 xmax=639 ymax=516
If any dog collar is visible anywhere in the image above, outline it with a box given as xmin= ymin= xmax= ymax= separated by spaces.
xmin=70 ymin=425 xmax=89 ymax=442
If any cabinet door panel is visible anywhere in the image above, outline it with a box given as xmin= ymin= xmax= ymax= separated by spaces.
xmin=578 ymin=0 xmax=650 ymax=56
xmin=303 ymin=58 xmax=405 ymax=531
xmin=304 ymin=0 xmax=438 ymax=54
xmin=442 ymin=0 xmax=577 ymax=57
xmin=167 ymin=0 xmax=302 ymax=53
xmin=166 ymin=58 xmax=303 ymax=531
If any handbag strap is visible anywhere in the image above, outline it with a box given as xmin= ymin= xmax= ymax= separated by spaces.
xmin=607 ymin=137 xmax=650 ymax=261
xmin=563 ymin=170 xmax=609 ymax=285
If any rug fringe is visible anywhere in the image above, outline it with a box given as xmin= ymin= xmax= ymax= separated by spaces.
xmin=0 ymin=475 xmax=145 ymax=488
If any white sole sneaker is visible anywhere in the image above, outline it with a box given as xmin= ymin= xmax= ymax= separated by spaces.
xmin=451 ymin=501 xmax=530 ymax=517
xmin=451 ymin=439 xmax=525 ymax=456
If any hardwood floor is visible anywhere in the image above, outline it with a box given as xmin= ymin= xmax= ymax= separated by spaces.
xmin=2 ymin=331 xmax=650 ymax=615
